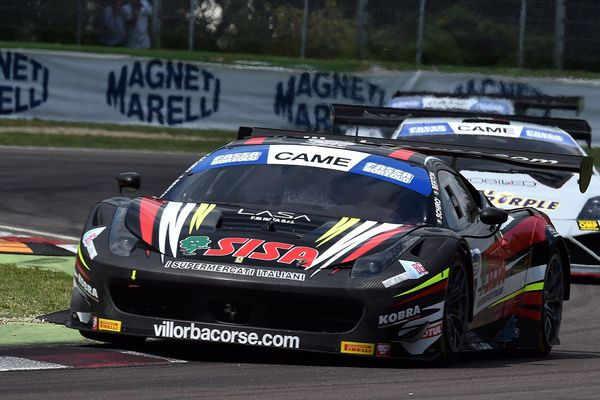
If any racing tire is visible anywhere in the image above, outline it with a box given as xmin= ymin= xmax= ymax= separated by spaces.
xmin=439 ymin=253 xmax=470 ymax=362
xmin=79 ymin=330 xmax=146 ymax=346
xmin=531 ymin=250 xmax=564 ymax=357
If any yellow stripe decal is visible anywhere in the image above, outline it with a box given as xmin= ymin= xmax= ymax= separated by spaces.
xmin=490 ymin=281 xmax=545 ymax=308
xmin=78 ymin=243 xmax=90 ymax=270
xmin=188 ymin=203 xmax=216 ymax=234
xmin=316 ymin=217 xmax=360 ymax=247
xmin=394 ymin=268 xmax=450 ymax=298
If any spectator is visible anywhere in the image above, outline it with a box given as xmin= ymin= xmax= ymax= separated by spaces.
xmin=100 ymin=0 xmax=127 ymax=46
xmin=123 ymin=0 xmax=153 ymax=49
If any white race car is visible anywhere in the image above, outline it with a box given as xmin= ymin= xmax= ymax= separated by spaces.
xmin=331 ymin=104 xmax=599 ymax=277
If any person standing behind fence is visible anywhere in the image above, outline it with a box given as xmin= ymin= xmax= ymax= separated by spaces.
xmin=122 ymin=0 xmax=153 ymax=49
xmin=100 ymin=0 xmax=127 ymax=46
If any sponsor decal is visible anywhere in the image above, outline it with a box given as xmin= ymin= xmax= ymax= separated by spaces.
xmin=546 ymin=224 xmax=560 ymax=237
xmin=92 ymin=317 xmax=98 ymax=331
xmin=399 ymin=260 xmax=428 ymax=278
xmin=106 ymin=59 xmax=221 ymax=126
xmin=434 ymin=197 xmax=443 ymax=225
xmin=451 ymin=122 xmax=521 ymax=137
xmin=421 ymin=322 xmax=442 ymax=339
xmin=340 ymin=341 xmax=375 ymax=356
xmin=74 ymin=271 xmax=99 ymax=300
xmin=476 ymin=253 xmax=506 ymax=307
xmin=179 ymin=235 xmax=211 ymax=255
xmin=203 ymin=238 xmax=318 ymax=267
xmin=350 ymin=154 xmax=432 ymax=196
xmin=375 ymin=343 xmax=392 ymax=357
xmin=98 ymin=318 xmax=122 ymax=332
xmin=468 ymin=177 xmax=536 ymax=187
xmin=578 ymin=220 xmax=600 ymax=231
xmin=153 ymin=321 xmax=300 ymax=348
xmin=82 ymin=227 xmax=106 ymax=260
xmin=361 ymin=162 xmax=414 ymax=184
xmin=0 ymin=51 xmax=49 ymax=115
xmin=485 ymin=190 xmax=559 ymax=211
xmin=521 ymin=128 xmax=577 ymax=147
xmin=382 ymin=272 xmax=410 ymax=288
xmin=273 ymin=72 xmax=386 ymax=131
xmin=378 ymin=305 xmax=421 ymax=327
xmin=429 ymin=172 xmax=439 ymax=192
xmin=397 ymin=122 xmax=452 ymax=137
xmin=211 ymin=151 xmax=262 ymax=165
xmin=267 ymin=145 xmax=368 ymax=171
xmin=163 ymin=261 xmax=306 ymax=281
xmin=237 ymin=209 xmax=311 ymax=224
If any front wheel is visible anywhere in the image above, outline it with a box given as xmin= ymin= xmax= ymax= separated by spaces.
xmin=439 ymin=253 xmax=470 ymax=362
xmin=533 ymin=250 xmax=564 ymax=356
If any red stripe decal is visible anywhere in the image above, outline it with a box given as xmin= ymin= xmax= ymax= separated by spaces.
xmin=388 ymin=149 xmax=415 ymax=161
xmin=392 ymin=281 xmax=447 ymax=307
xmin=245 ymin=137 xmax=266 ymax=145
xmin=341 ymin=226 xmax=410 ymax=263
xmin=75 ymin=258 xmax=90 ymax=280
xmin=139 ymin=198 xmax=162 ymax=245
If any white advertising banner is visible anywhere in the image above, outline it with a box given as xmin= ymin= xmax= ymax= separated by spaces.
xmin=1 ymin=48 xmax=600 ymax=144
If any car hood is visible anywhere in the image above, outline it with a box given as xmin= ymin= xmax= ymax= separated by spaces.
xmin=461 ymin=170 xmax=600 ymax=220
xmin=124 ymin=197 xmax=414 ymax=270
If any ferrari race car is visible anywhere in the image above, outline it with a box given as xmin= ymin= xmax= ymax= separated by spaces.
xmin=68 ymin=127 xmax=575 ymax=361
xmin=333 ymin=104 xmax=599 ymax=278
xmin=385 ymin=91 xmax=583 ymax=117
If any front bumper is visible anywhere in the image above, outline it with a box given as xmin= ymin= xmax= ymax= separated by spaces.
xmin=67 ymin=253 xmax=447 ymax=360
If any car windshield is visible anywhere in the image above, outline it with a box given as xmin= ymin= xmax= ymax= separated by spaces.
xmin=163 ymin=159 xmax=434 ymax=225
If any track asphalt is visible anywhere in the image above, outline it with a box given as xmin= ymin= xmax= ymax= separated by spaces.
xmin=1 ymin=147 xmax=600 ymax=399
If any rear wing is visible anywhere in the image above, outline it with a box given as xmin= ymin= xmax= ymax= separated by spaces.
xmin=389 ymin=91 xmax=584 ymax=115
xmin=237 ymin=125 xmax=593 ymax=193
xmin=331 ymin=103 xmax=593 ymax=147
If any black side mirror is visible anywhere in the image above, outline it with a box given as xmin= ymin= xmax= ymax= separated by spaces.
xmin=480 ymin=207 xmax=509 ymax=225
xmin=116 ymin=172 xmax=141 ymax=195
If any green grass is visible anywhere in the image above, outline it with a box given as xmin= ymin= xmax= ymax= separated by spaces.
xmin=0 ymin=130 xmax=236 ymax=153
xmin=4 ymin=41 xmax=600 ymax=79
xmin=0 ymin=263 xmax=72 ymax=318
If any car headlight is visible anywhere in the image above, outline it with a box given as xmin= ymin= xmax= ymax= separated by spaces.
xmin=578 ymin=196 xmax=600 ymax=220
xmin=109 ymin=205 xmax=139 ymax=256
xmin=351 ymin=236 xmax=419 ymax=278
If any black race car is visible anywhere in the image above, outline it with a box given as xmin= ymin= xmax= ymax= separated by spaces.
xmin=67 ymin=127 xmax=575 ymax=361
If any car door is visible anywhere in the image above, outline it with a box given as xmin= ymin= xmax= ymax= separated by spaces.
xmin=437 ymin=170 xmax=510 ymax=324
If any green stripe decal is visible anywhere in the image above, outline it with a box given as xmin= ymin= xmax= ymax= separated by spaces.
xmin=77 ymin=243 xmax=90 ymax=270
xmin=394 ymin=268 xmax=449 ymax=298
xmin=490 ymin=281 xmax=545 ymax=308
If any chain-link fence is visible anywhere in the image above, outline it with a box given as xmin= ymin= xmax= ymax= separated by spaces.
xmin=0 ymin=0 xmax=599 ymax=71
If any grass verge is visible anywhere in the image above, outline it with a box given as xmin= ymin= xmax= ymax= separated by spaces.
xmin=0 ymin=263 xmax=72 ymax=319
xmin=0 ymin=130 xmax=236 ymax=153
xmin=3 ymin=41 xmax=600 ymax=79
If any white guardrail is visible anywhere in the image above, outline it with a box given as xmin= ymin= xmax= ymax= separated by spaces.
xmin=1 ymin=48 xmax=600 ymax=145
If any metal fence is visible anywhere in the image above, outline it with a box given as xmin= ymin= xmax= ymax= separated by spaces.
xmin=1 ymin=0 xmax=599 ymax=70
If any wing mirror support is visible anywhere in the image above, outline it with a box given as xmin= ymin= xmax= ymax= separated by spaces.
xmin=116 ymin=172 xmax=141 ymax=195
